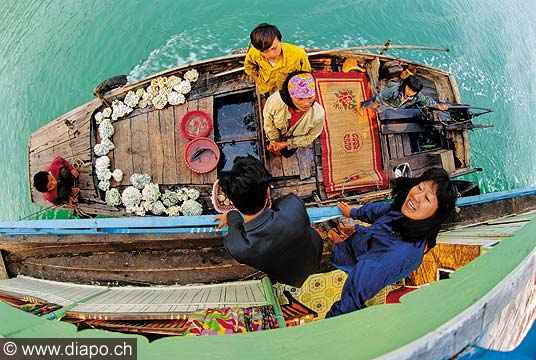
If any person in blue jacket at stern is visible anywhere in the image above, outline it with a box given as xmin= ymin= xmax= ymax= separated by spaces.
xmin=326 ymin=168 xmax=457 ymax=317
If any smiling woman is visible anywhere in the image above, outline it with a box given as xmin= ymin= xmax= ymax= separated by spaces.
xmin=401 ymin=180 xmax=439 ymax=220
xmin=326 ymin=168 xmax=458 ymax=317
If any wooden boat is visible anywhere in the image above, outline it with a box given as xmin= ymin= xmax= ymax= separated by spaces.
xmin=27 ymin=44 xmax=492 ymax=217
xmin=0 ymin=188 xmax=535 ymax=359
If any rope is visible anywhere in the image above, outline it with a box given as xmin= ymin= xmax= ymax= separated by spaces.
xmin=63 ymin=119 xmax=92 ymax=218
xmin=68 ymin=193 xmax=91 ymax=219
xmin=341 ymin=169 xmax=381 ymax=200
xmin=73 ymin=158 xmax=89 ymax=170
xmin=18 ymin=204 xmax=60 ymax=221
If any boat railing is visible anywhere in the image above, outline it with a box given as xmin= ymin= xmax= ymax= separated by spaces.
xmin=1 ymin=188 xmax=535 ymax=237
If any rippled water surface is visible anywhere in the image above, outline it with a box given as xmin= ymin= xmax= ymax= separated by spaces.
xmin=1 ymin=0 xmax=535 ymax=220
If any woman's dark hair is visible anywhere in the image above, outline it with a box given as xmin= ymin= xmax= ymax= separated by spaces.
xmin=399 ymin=75 xmax=424 ymax=94
xmin=279 ymin=70 xmax=311 ymax=110
xmin=250 ymin=23 xmax=282 ymax=52
xmin=219 ymin=155 xmax=271 ymax=215
xmin=33 ymin=171 xmax=49 ymax=193
xmin=391 ymin=168 xmax=458 ymax=251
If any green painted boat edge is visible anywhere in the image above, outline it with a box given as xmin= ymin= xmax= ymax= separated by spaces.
xmin=0 ymin=216 xmax=534 ymax=359
xmin=261 ymin=277 xmax=286 ymax=329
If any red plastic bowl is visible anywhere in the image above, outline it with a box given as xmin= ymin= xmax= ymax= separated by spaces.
xmin=184 ymin=137 xmax=220 ymax=174
xmin=181 ymin=110 xmax=212 ymax=139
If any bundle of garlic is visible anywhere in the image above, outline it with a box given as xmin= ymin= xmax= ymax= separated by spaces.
xmin=184 ymin=69 xmax=199 ymax=83
xmin=179 ymin=199 xmax=203 ymax=216
xmin=105 ymin=188 xmax=121 ymax=206
xmin=123 ymin=91 xmax=140 ymax=108
xmin=217 ymin=188 xmax=233 ymax=206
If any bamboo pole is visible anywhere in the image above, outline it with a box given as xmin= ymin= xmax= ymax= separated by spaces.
xmin=307 ymin=44 xmax=450 ymax=57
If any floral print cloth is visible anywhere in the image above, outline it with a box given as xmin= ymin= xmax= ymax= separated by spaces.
xmin=182 ymin=305 xmax=279 ymax=336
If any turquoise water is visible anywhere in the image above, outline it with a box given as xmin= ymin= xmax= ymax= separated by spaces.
xmin=1 ymin=0 xmax=535 ymax=220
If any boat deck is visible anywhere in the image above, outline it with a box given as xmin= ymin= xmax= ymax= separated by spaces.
xmin=28 ymin=51 xmax=476 ymax=217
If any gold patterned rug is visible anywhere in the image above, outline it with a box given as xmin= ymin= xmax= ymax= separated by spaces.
xmin=314 ymin=72 xmax=387 ymax=195
xmin=274 ymin=270 xmax=347 ymax=320
xmin=274 ymin=270 xmax=405 ymax=320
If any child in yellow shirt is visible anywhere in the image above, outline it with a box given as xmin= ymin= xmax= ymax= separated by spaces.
xmin=244 ymin=23 xmax=311 ymax=96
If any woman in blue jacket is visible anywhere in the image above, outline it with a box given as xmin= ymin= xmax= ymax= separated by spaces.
xmin=326 ymin=168 xmax=457 ymax=317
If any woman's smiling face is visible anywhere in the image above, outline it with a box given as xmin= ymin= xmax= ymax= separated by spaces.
xmin=401 ymin=180 xmax=439 ymax=220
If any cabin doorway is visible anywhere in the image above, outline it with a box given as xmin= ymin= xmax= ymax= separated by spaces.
xmin=214 ymin=90 xmax=260 ymax=172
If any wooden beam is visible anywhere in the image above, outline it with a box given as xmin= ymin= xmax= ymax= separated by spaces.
xmin=381 ymin=123 xmax=426 ymax=135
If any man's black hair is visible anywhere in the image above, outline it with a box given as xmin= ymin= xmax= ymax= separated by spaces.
xmin=33 ymin=171 xmax=49 ymax=193
xmin=219 ymin=155 xmax=271 ymax=215
xmin=250 ymin=23 xmax=282 ymax=52
xmin=399 ymin=75 xmax=424 ymax=94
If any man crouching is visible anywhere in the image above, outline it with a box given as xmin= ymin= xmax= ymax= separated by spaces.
xmin=213 ymin=155 xmax=322 ymax=288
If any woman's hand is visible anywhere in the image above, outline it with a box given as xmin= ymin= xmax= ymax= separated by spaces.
xmin=273 ymin=141 xmax=288 ymax=153
xmin=437 ymin=104 xmax=448 ymax=111
xmin=212 ymin=213 xmax=228 ymax=230
xmin=266 ymin=141 xmax=288 ymax=155
xmin=71 ymin=169 xmax=79 ymax=178
xmin=337 ymin=201 xmax=353 ymax=218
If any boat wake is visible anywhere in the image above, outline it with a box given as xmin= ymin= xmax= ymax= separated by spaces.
xmin=127 ymin=28 xmax=370 ymax=83
xmin=127 ymin=27 xmax=249 ymax=82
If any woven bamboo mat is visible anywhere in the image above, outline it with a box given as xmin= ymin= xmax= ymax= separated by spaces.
xmin=314 ymin=72 xmax=387 ymax=194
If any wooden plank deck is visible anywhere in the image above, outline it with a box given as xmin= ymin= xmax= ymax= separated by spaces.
xmin=67 ymin=280 xmax=268 ymax=320
xmin=112 ymin=98 xmax=217 ymax=189
xmin=0 ymin=276 xmax=106 ymax=306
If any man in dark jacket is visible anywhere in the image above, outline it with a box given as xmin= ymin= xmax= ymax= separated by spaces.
xmin=213 ymin=155 xmax=322 ymax=288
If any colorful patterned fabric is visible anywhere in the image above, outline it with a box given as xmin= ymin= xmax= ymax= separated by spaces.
xmin=288 ymin=73 xmax=315 ymax=98
xmin=182 ymin=305 xmax=279 ymax=336
xmin=275 ymin=270 xmax=347 ymax=320
xmin=20 ymin=303 xmax=62 ymax=316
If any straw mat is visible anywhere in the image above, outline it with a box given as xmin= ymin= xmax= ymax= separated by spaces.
xmin=314 ymin=72 xmax=387 ymax=194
